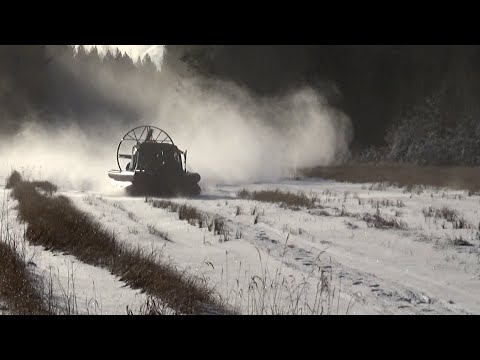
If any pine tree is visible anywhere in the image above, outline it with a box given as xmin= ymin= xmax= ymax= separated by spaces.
xmin=141 ymin=53 xmax=157 ymax=74
xmin=135 ymin=55 xmax=142 ymax=68
xmin=103 ymin=48 xmax=115 ymax=65
xmin=87 ymin=46 xmax=101 ymax=66
xmin=75 ymin=45 xmax=88 ymax=63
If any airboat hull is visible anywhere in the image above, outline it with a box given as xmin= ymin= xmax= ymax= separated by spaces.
xmin=108 ymin=170 xmax=201 ymax=197
xmin=108 ymin=170 xmax=135 ymax=183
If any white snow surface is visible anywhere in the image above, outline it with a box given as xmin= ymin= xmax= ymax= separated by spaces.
xmin=65 ymin=178 xmax=480 ymax=315
xmin=3 ymin=175 xmax=480 ymax=315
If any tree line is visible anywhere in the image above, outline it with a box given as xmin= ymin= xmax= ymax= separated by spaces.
xmin=1 ymin=45 xmax=479 ymax=166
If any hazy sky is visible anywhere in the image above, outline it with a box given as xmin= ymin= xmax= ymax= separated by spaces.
xmin=80 ymin=45 xmax=165 ymax=67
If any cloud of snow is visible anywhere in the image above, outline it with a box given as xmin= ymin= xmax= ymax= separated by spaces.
xmin=147 ymin=71 xmax=353 ymax=185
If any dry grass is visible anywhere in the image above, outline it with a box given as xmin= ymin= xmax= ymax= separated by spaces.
xmin=448 ymin=237 xmax=473 ymax=247
xmin=31 ymin=181 xmax=58 ymax=196
xmin=149 ymin=199 xmax=204 ymax=225
xmin=237 ymin=189 xmax=316 ymax=209
xmin=146 ymin=199 xmax=204 ymax=226
xmin=11 ymin=179 xmax=230 ymax=315
xmin=147 ymin=199 xmax=179 ymax=211
xmin=147 ymin=224 xmax=172 ymax=242
xmin=368 ymin=199 xmax=405 ymax=209
xmin=422 ymin=206 xmax=473 ymax=229
xmin=436 ymin=234 xmax=475 ymax=250
xmin=302 ymin=165 xmax=480 ymax=192
xmin=131 ymin=297 xmax=177 ymax=315
xmin=221 ymin=239 xmax=353 ymax=315
xmin=1 ymin=177 xmax=50 ymax=314
xmin=344 ymin=221 xmax=359 ymax=230
xmin=179 ymin=204 xmax=205 ymax=226
xmin=423 ymin=206 xmax=456 ymax=222
xmin=362 ymin=209 xmax=407 ymax=230
xmin=148 ymin=199 xmax=232 ymax=242
xmin=0 ymin=240 xmax=49 ymax=315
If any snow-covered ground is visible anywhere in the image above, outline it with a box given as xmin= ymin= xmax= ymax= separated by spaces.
xmin=64 ymin=178 xmax=480 ymax=315
xmin=3 ymin=176 xmax=480 ymax=315
xmin=0 ymin=190 xmax=149 ymax=315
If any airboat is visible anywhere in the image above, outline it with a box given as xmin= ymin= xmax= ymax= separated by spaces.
xmin=108 ymin=125 xmax=201 ymax=196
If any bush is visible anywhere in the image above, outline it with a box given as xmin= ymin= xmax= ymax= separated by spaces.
xmin=384 ymin=90 xmax=480 ymax=166
xmin=5 ymin=170 xmax=22 ymax=189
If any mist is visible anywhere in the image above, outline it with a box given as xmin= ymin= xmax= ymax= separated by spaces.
xmin=0 ymin=47 xmax=353 ymax=193
xmin=0 ymin=120 xmax=126 ymax=194
xmin=151 ymin=73 xmax=353 ymax=185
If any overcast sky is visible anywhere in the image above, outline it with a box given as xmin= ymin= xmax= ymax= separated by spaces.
xmin=78 ymin=45 xmax=165 ymax=68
